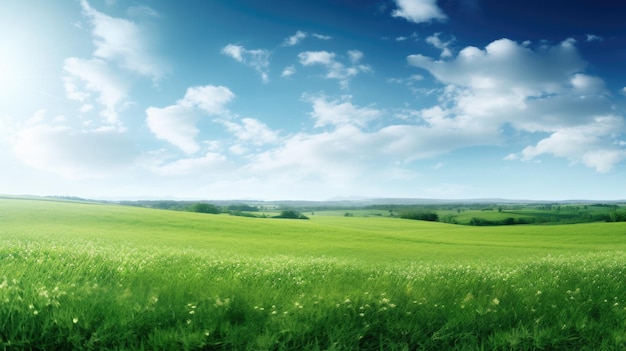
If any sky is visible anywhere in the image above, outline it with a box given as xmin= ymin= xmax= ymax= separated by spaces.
xmin=1 ymin=0 xmax=625 ymax=201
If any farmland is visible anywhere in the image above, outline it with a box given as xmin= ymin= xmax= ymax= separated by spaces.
xmin=1 ymin=197 xmax=626 ymax=349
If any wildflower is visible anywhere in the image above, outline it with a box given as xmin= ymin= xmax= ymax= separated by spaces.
xmin=492 ymin=298 xmax=500 ymax=306
xmin=72 ymin=317 xmax=79 ymax=324
xmin=536 ymin=290 xmax=542 ymax=295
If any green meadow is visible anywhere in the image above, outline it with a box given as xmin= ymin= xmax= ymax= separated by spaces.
xmin=2 ymin=198 xmax=626 ymax=350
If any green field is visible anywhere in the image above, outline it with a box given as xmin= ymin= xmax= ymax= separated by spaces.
xmin=2 ymin=198 xmax=626 ymax=350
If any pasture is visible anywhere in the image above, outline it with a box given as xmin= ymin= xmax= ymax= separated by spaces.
xmin=1 ymin=198 xmax=626 ymax=350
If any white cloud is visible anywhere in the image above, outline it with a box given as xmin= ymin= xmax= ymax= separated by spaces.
xmin=248 ymin=125 xmax=377 ymax=185
xmin=239 ymin=96 xmax=496 ymax=190
xmin=298 ymin=51 xmax=335 ymax=66
xmin=280 ymin=31 xmax=331 ymax=47
xmin=179 ymin=85 xmax=235 ymax=115
xmin=80 ymin=0 xmax=167 ymax=81
xmin=426 ymin=33 xmax=454 ymax=58
xmin=63 ymin=57 xmax=129 ymax=126
xmin=396 ymin=32 xmax=418 ymax=42
xmin=221 ymin=44 xmax=271 ymax=83
xmin=504 ymin=153 xmax=518 ymax=161
xmin=312 ymin=33 xmax=332 ymax=40
xmin=146 ymin=85 xmax=235 ymax=153
xmin=12 ymin=119 xmax=137 ymax=179
xmin=305 ymin=95 xmax=382 ymax=128
xmin=219 ymin=118 xmax=279 ymax=146
xmin=391 ymin=0 xmax=447 ymax=23
xmin=146 ymin=105 xmax=200 ymax=154
xmin=409 ymin=38 xmax=585 ymax=96
xmin=150 ymin=152 xmax=228 ymax=176
xmin=570 ymin=73 xmax=605 ymax=94
xmin=298 ymin=50 xmax=371 ymax=89
xmin=348 ymin=50 xmax=364 ymax=63
xmin=283 ymin=30 xmax=307 ymax=46
xmin=521 ymin=115 xmax=626 ymax=172
xmin=407 ymin=37 xmax=626 ymax=172
xmin=281 ymin=65 xmax=296 ymax=77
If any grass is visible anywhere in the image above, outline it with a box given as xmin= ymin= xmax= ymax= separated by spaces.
xmin=1 ymin=198 xmax=626 ymax=349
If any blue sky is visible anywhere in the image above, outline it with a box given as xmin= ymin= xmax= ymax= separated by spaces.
xmin=1 ymin=0 xmax=625 ymax=200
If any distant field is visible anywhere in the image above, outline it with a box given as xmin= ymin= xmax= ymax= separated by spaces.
xmin=1 ymin=198 xmax=626 ymax=349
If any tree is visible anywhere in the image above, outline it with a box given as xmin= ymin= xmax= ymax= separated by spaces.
xmin=189 ymin=203 xmax=220 ymax=214
xmin=398 ymin=209 xmax=439 ymax=222
xmin=273 ymin=210 xmax=309 ymax=219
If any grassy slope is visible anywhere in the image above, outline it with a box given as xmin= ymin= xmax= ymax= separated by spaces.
xmin=2 ymin=198 xmax=626 ymax=349
xmin=3 ymin=198 xmax=625 ymax=261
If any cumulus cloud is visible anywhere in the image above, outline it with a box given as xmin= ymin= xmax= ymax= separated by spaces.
xmin=221 ymin=44 xmax=271 ymax=83
xmin=391 ymin=0 xmax=447 ymax=23
xmin=80 ymin=0 xmax=167 ymax=81
xmin=408 ymin=37 xmax=626 ymax=172
xmin=179 ymin=85 xmax=235 ymax=115
xmin=298 ymin=50 xmax=371 ymax=89
xmin=146 ymin=105 xmax=200 ymax=154
xmin=240 ymin=95 xmax=497 ymax=190
xmin=62 ymin=1 xmax=168 ymax=128
xmin=520 ymin=115 xmax=626 ymax=172
xmin=570 ymin=73 xmax=606 ymax=95
xmin=146 ymin=85 xmax=235 ymax=154
xmin=409 ymin=38 xmax=585 ymax=95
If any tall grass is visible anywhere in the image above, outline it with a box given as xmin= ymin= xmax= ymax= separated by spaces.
xmin=1 ymin=198 xmax=626 ymax=349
